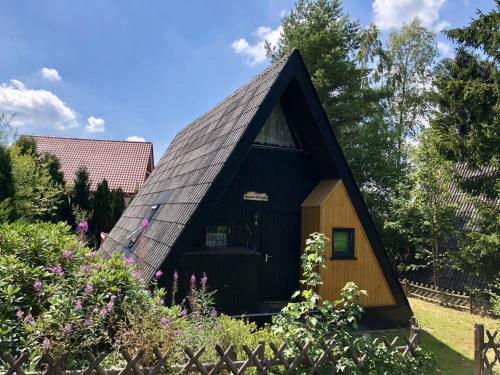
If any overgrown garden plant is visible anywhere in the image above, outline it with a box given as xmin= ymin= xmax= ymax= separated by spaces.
xmin=272 ymin=232 xmax=436 ymax=374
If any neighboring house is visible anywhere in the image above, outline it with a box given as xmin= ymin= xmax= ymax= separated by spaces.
xmin=101 ymin=50 xmax=412 ymax=329
xmin=404 ymin=163 xmax=498 ymax=292
xmin=32 ymin=135 xmax=154 ymax=201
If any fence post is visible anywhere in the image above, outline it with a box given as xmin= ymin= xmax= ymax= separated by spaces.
xmin=258 ymin=340 xmax=265 ymax=375
xmin=474 ymin=323 xmax=484 ymax=375
xmin=410 ymin=316 xmax=421 ymax=346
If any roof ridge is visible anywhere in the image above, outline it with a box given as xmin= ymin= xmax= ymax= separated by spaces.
xmin=30 ymin=134 xmax=153 ymax=145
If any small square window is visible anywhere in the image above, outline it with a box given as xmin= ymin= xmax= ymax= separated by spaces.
xmin=332 ymin=228 xmax=355 ymax=259
xmin=205 ymin=225 xmax=229 ymax=247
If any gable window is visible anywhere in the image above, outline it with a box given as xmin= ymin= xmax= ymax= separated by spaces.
xmin=127 ymin=205 xmax=158 ymax=248
xmin=205 ymin=225 xmax=230 ymax=247
xmin=331 ymin=228 xmax=356 ymax=259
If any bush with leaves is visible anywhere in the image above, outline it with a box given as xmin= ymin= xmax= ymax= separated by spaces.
xmin=0 ymin=221 xmax=150 ymax=358
xmin=272 ymin=232 xmax=436 ymax=374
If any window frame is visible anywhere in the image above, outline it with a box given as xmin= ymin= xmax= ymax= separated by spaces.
xmin=331 ymin=227 xmax=356 ymax=260
xmin=205 ymin=224 xmax=231 ymax=248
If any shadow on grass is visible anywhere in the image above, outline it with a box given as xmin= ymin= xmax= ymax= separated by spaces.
xmin=371 ymin=329 xmax=474 ymax=375
xmin=420 ymin=330 xmax=473 ymax=375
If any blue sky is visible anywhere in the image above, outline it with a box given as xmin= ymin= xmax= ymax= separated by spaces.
xmin=0 ymin=0 xmax=494 ymax=160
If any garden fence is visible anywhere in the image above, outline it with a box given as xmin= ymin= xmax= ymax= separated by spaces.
xmin=401 ymin=279 xmax=495 ymax=316
xmin=474 ymin=324 xmax=499 ymax=375
xmin=0 ymin=323 xmax=422 ymax=374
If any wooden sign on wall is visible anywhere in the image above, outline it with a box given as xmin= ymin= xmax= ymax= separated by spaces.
xmin=243 ymin=192 xmax=269 ymax=202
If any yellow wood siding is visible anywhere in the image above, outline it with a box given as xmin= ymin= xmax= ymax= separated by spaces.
xmin=301 ymin=179 xmax=395 ymax=306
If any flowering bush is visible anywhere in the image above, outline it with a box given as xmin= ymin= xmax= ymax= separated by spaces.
xmin=0 ymin=221 xmax=147 ymax=357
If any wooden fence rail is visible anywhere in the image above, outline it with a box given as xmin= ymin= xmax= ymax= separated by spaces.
xmin=0 ymin=325 xmax=422 ymax=374
xmin=474 ymin=324 xmax=499 ymax=375
xmin=401 ymin=279 xmax=495 ymax=316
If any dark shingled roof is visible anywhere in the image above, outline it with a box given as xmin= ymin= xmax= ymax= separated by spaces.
xmin=100 ymin=52 xmax=293 ymax=281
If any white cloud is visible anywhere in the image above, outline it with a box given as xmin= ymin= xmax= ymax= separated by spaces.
xmin=85 ymin=116 xmax=105 ymax=132
xmin=0 ymin=79 xmax=77 ymax=130
xmin=437 ymin=41 xmax=452 ymax=57
xmin=126 ymin=136 xmax=146 ymax=142
xmin=231 ymin=25 xmax=283 ymax=65
xmin=41 ymin=67 xmax=62 ymax=81
xmin=373 ymin=0 xmax=449 ymax=31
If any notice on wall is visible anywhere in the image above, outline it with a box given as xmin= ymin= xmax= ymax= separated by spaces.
xmin=243 ymin=192 xmax=269 ymax=202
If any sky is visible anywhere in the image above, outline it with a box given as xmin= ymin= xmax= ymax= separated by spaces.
xmin=0 ymin=0 xmax=495 ymax=161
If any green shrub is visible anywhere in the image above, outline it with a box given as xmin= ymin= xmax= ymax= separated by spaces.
xmin=0 ymin=221 xmax=147 ymax=357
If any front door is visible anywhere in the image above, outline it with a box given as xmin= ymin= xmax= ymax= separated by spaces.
xmin=260 ymin=209 xmax=301 ymax=301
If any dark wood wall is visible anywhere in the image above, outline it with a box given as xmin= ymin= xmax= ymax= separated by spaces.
xmin=184 ymin=146 xmax=319 ymax=310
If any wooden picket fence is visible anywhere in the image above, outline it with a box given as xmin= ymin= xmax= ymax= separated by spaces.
xmin=0 ymin=324 xmax=422 ymax=374
xmin=401 ymin=279 xmax=495 ymax=316
xmin=474 ymin=324 xmax=499 ymax=375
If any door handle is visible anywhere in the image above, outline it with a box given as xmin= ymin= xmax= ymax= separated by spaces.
xmin=265 ymin=254 xmax=272 ymax=263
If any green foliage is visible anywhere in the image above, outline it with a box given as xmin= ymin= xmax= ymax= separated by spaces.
xmin=0 ymin=221 xmax=147 ymax=357
xmin=0 ymin=145 xmax=14 ymax=201
xmin=9 ymin=143 xmax=65 ymax=222
xmin=272 ymin=233 xmax=366 ymax=351
xmin=454 ymin=199 xmax=500 ymax=277
xmin=384 ymin=132 xmax=461 ymax=286
xmin=110 ymin=188 xmax=126 ymax=226
xmin=272 ymin=232 xmax=435 ymax=373
xmin=71 ymin=166 xmax=92 ymax=212
xmin=92 ymin=179 xmax=112 ymax=243
xmin=429 ymin=3 xmax=499 ymax=279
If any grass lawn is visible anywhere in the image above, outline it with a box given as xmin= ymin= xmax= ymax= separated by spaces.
xmin=409 ymin=297 xmax=499 ymax=374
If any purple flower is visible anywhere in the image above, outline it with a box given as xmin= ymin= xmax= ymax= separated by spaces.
xmin=77 ymin=220 xmax=88 ymax=233
xmin=83 ymin=319 xmax=92 ymax=328
xmin=99 ymin=307 xmax=108 ymax=317
xmin=110 ymin=294 xmax=116 ymax=301
xmin=42 ymin=338 xmax=52 ymax=349
xmin=94 ymin=262 xmax=101 ymax=269
xmin=63 ymin=323 xmax=73 ymax=333
xmin=33 ymin=279 xmax=42 ymax=290
xmin=61 ymin=249 xmax=72 ymax=258
xmin=82 ymin=264 xmax=91 ymax=273
xmin=173 ymin=271 xmax=178 ymax=282
xmin=141 ymin=218 xmax=149 ymax=229
xmin=75 ymin=300 xmax=83 ymax=310
xmin=50 ymin=264 xmax=64 ymax=276
xmin=84 ymin=284 xmax=93 ymax=294
xmin=86 ymin=251 xmax=97 ymax=257
xmin=160 ymin=316 xmax=169 ymax=328
xmin=181 ymin=309 xmax=188 ymax=317
xmin=16 ymin=310 xmax=24 ymax=319
xmin=23 ymin=314 xmax=35 ymax=324
xmin=201 ymin=273 xmax=208 ymax=286
xmin=106 ymin=301 xmax=114 ymax=311
xmin=210 ymin=308 xmax=218 ymax=318
xmin=123 ymin=256 xmax=135 ymax=265
xmin=190 ymin=274 xmax=196 ymax=290
xmin=155 ymin=270 xmax=163 ymax=279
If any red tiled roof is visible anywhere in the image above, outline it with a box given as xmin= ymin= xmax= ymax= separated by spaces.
xmin=32 ymin=135 xmax=154 ymax=195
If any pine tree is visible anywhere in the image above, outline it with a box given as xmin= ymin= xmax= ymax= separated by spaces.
xmin=110 ymin=188 xmax=126 ymax=226
xmin=0 ymin=145 xmax=14 ymax=222
xmin=92 ymin=179 xmax=112 ymax=244
xmin=429 ymin=3 xmax=499 ymax=278
xmin=72 ymin=166 xmax=93 ymax=212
